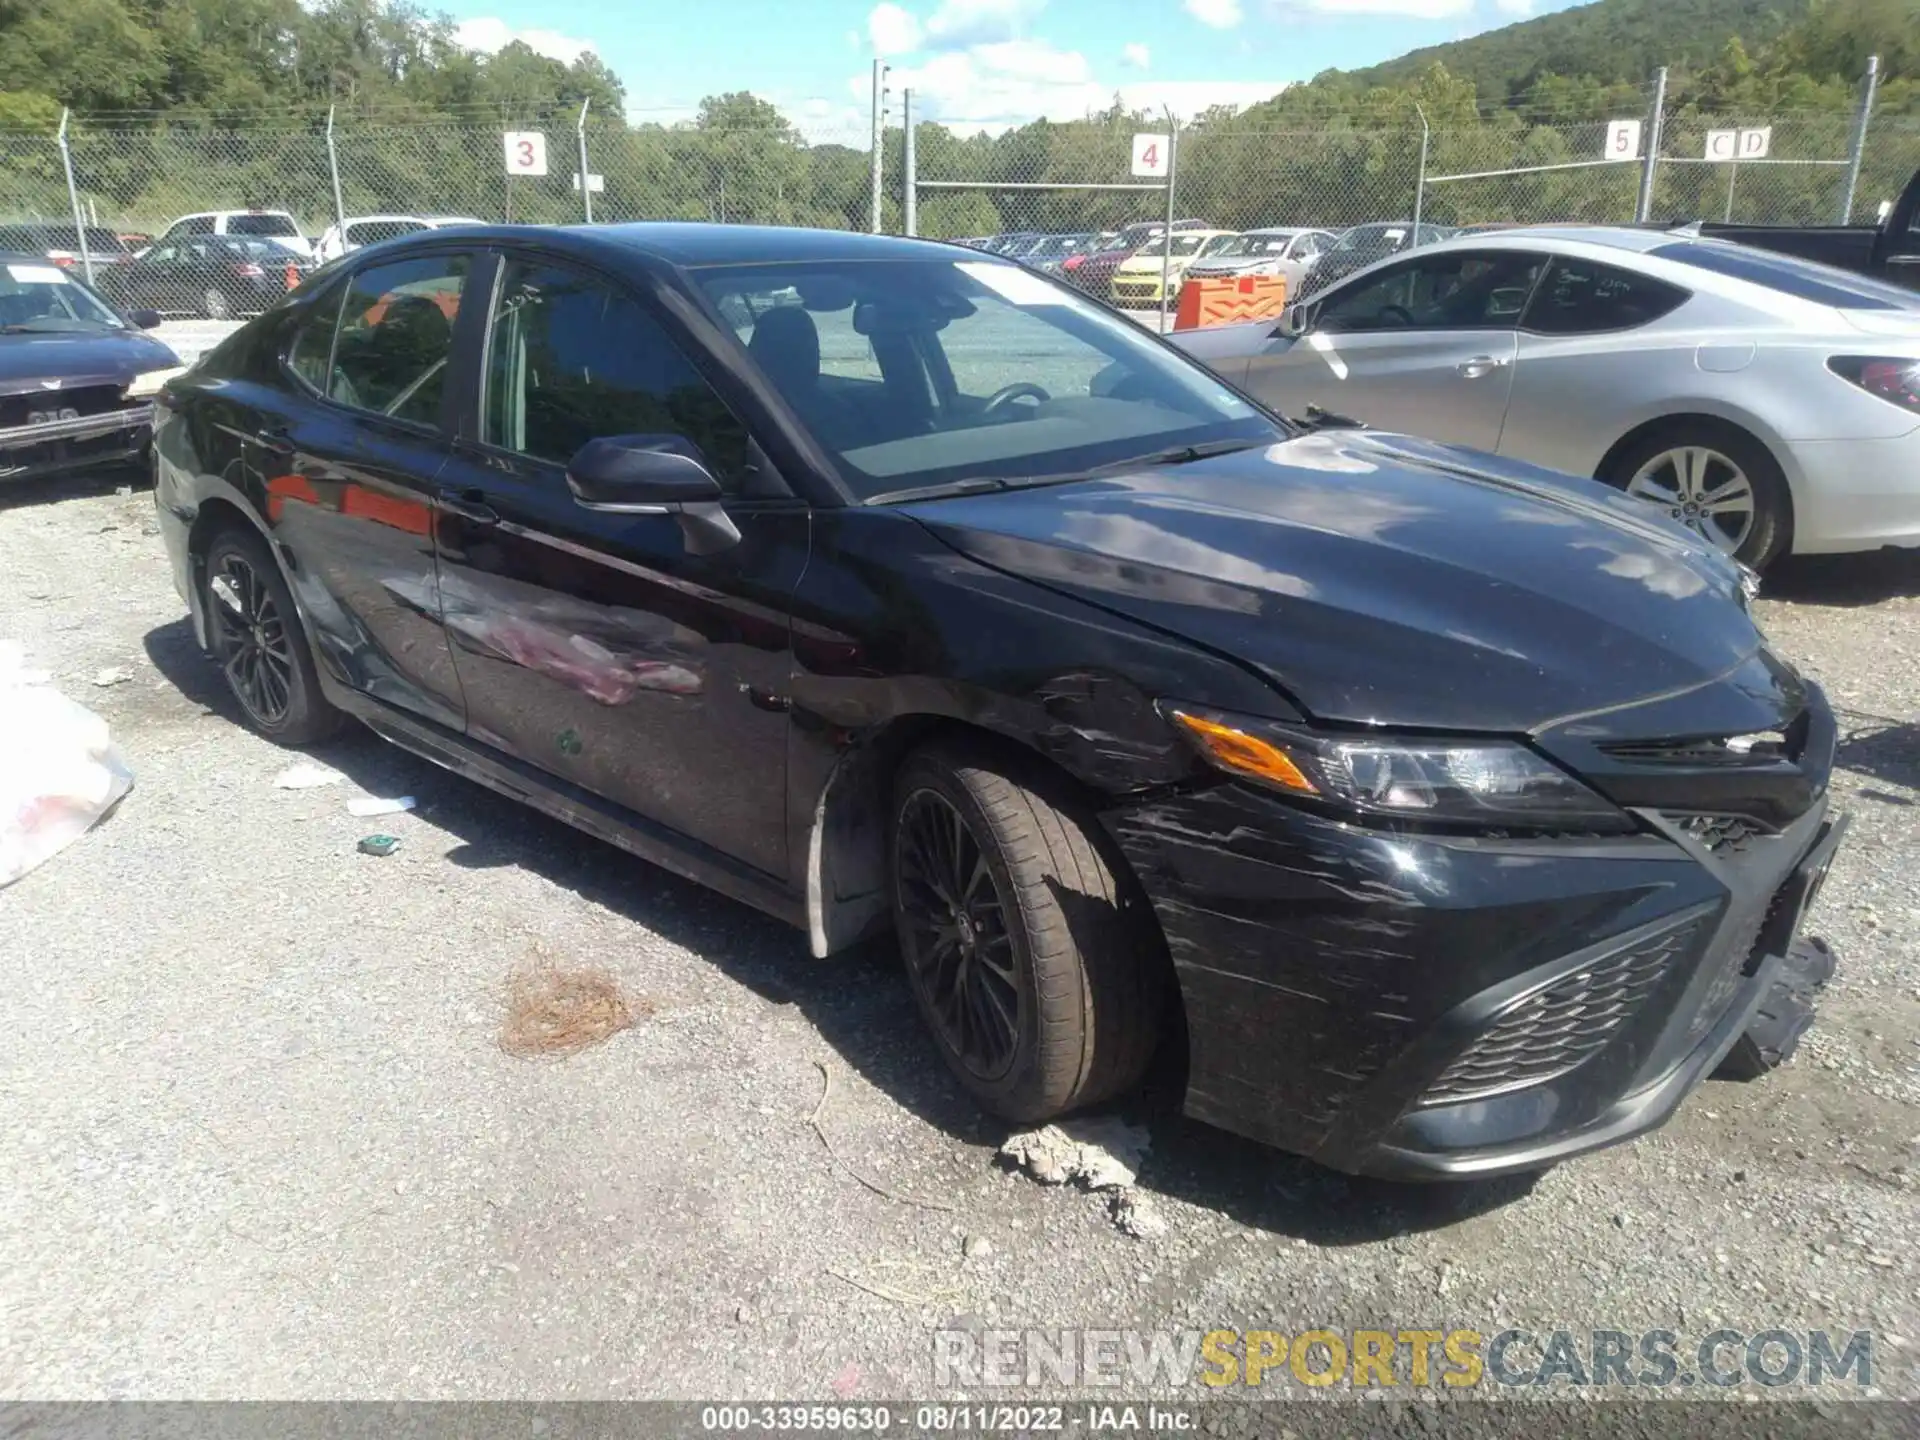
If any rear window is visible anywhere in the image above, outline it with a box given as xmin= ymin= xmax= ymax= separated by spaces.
xmin=229 ymin=213 xmax=300 ymax=238
xmin=1651 ymin=241 xmax=1917 ymax=310
xmin=1523 ymin=257 xmax=1690 ymax=335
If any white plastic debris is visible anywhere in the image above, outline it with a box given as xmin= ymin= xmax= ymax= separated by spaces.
xmin=347 ymin=795 xmax=416 ymax=818
xmin=274 ymin=761 xmax=346 ymax=790
xmin=91 ymin=666 xmax=132 ymax=687
xmin=0 ymin=647 xmax=134 ymax=887
xmin=999 ymin=1117 xmax=1151 ymax=1191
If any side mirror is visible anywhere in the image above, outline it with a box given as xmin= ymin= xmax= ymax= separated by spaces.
xmin=565 ymin=434 xmax=740 ymax=555
xmin=1274 ymin=303 xmax=1313 ymax=340
xmin=566 ymin=434 xmax=722 ymax=511
xmin=129 ymin=308 xmax=162 ymax=331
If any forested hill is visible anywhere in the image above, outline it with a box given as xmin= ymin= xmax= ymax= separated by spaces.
xmin=1346 ymin=0 xmax=1817 ymax=102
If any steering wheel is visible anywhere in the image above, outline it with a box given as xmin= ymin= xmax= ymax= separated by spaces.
xmin=1377 ymin=304 xmax=1416 ymax=327
xmin=982 ymin=381 xmax=1051 ymax=416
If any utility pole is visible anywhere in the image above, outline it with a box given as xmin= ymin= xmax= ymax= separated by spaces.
xmin=902 ymin=88 xmax=917 ymax=237
xmin=870 ymin=58 xmax=890 ymax=234
xmin=1636 ymin=66 xmax=1668 ymax=224
xmin=1839 ymin=54 xmax=1880 ymax=224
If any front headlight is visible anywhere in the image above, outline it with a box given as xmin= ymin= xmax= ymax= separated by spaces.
xmin=125 ymin=366 xmax=184 ymax=399
xmin=1162 ymin=704 xmax=1633 ymax=833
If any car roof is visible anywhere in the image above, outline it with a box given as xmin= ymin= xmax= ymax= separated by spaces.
xmin=374 ymin=221 xmax=986 ymax=269
xmin=1453 ymin=224 xmax=1674 ymax=254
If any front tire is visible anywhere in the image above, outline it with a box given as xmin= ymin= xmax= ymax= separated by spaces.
xmin=890 ymin=743 xmax=1163 ymax=1123
xmin=204 ymin=287 xmax=233 ymax=321
xmin=1601 ymin=420 xmax=1791 ymax=571
xmin=203 ymin=527 xmax=342 ymax=746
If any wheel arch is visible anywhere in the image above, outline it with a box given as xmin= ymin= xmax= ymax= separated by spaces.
xmin=182 ymin=495 xmax=274 ymax=648
xmin=1594 ymin=410 xmax=1800 ymax=546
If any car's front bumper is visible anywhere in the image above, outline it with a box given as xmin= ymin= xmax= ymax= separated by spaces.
xmin=1102 ymin=700 xmax=1844 ymax=1180
xmin=0 ymin=402 xmax=153 ymax=479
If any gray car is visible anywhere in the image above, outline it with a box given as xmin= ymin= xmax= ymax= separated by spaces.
xmin=1174 ymin=226 xmax=1920 ymax=570
xmin=1182 ymin=227 xmax=1337 ymax=300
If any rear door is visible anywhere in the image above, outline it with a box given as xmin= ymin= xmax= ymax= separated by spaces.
xmin=1243 ymin=249 xmax=1544 ymax=450
xmin=246 ymin=249 xmax=474 ymax=729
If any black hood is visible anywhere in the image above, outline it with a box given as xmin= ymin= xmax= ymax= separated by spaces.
xmin=903 ymin=430 xmax=1765 ymax=734
xmin=0 ymin=329 xmax=179 ymax=396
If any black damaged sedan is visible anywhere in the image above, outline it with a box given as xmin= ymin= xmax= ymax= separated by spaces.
xmin=153 ymin=224 xmax=1844 ymax=1179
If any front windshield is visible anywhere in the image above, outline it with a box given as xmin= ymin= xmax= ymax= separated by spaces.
xmin=697 ymin=257 xmax=1280 ymax=502
xmin=1211 ymin=234 xmax=1291 ymax=258
xmin=0 ymin=261 xmax=125 ymax=330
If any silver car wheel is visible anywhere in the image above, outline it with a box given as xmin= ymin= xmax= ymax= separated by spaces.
xmin=1626 ymin=446 xmax=1756 ymax=554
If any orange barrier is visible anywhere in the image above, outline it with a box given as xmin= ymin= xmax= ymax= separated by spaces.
xmin=1174 ymin=274 xmax=1289 ymax=331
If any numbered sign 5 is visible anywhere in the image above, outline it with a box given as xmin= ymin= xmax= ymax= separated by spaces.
xmin=504 ymin=131 xmax=549 ymax=177
xmin=1131 ymin=133 xmax=1171 ymax=179
xmin=1603 ymin=119 xmax=1642 ymax=163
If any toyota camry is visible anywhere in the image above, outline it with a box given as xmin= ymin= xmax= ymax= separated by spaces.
xmin=152 ymin=224 xmax=1844 ymax=1180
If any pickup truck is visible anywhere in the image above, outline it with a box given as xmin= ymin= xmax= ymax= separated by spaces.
xmin=1687 ymin=165 xmax=1920 ymax=290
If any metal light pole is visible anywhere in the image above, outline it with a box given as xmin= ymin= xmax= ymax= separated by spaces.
xmin=902 ymin=88 xmax=917 ymax=238
xmin=1411 ymin=102 xmax=1430 ymax=246
xmin=56 ymin=110 xmax=94 ymax=285
xmin=870 ymin=59 xmax=890 ymax=234
xmin=1839 ymin=54 xmax=1880 ymax=224
xmin=1158 ymin=108 xmax=1178 ymax=334
xmin=1636 ymin=67 xmax=1668 ymax=224
xmin=576 ymin=98 xmax=594 ymax=223
xmin=324 ymin=106 xmax=347 ymax=234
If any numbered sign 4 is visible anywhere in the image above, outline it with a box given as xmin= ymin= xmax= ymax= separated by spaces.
xmin=1604 ymin=119 xmax=1642 ymax=163
xmin=504 ymin=131 xmax=550 ymax=178
xmin=1131 ymin=133 xmax=1171 ymax=180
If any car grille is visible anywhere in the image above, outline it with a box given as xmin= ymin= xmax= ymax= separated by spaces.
xmin=0 ymin=384 xmax=128 ymax=427
xmin=1420 ymin=920 xmax=1704 ymax=1107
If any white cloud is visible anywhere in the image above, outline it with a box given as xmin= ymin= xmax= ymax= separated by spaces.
xmin=1121 ymin=42 xmax=1151 ymax=69
xmin=1492 ymin=0 xmax=1534 ymax=14
xmin=924 ymin=0 xmax=1046 ymax=47
xmin=1278 ymin=0 xmax=1471 ymax=15
xmin=855 ymin=38 xmax=1284 ymax=136
xmin=867 ymin=2 xmax=923 ymax=55
xmin=453 ymin=16 xmax=596 ymax=63
xmin=1184 ymin=0 xmax=1243 ymax=28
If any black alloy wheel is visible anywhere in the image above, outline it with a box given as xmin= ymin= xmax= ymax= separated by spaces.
xmin=895 ymin=786 xmax=1021 ymax=1081
xmin=202 ymin=528 xmax=341 ymax=745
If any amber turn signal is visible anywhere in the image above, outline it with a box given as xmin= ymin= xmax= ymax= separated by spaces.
xmin=1167 ymin=709 xmax=1317 ymax=794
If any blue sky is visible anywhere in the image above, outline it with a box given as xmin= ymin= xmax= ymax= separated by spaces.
xmin=447 ymin=0 xmax=1591 ymax=136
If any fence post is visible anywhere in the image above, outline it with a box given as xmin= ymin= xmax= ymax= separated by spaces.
xmin=576 ymin=99 xmax=594 ymax=223
xmin=1636 ymin=66 xmax=1668 ymax=223
xmin=324 ymin=106 xmax=347 ymax=235
xmin=55 ymin=109 xmax=94 ymax=285
xmin=1159 ymin=109 xmax=1178 ymax=335
xmin=903 ymin=88 xmax=917 ymax=238
xmin=1839 ymin=54 xmax=1880 ymax=225
xmin=869 ymin=59 xmax=889 ymax=233
xmin=1411 ymin=103 xmax=1429 ymax=247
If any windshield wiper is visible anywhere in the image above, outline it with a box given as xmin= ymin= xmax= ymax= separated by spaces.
xmin=864 ymin=475 xmax=1009 ymax=506
xmin=1110 ymin=438 xmax=1268 ymax=469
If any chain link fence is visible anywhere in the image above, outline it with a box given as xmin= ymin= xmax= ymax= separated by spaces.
xmin=0 ymin=62 xmax=1912 ymax=320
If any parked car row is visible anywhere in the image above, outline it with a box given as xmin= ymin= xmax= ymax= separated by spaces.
xmin=957 ymin=218 xmax=1463 ymax=307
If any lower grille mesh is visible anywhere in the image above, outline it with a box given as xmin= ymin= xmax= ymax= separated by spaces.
xmin=1422 ymin=921 xmax=1703 ymax=1106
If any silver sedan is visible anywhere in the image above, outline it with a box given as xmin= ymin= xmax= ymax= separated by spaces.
xmin=1173 ymin=226 xmax=1920 ymax=569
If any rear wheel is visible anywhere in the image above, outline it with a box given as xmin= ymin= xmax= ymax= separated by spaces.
xmin=890 ymin=743 xmax=1163 ymax=1123
xmin=203 ymin=527 xmax=341 ymax=745
xmin=1602 ymin=421 xmax=1791 ymax=571
xmin=203 ymin=287 xmax=233 ymax=321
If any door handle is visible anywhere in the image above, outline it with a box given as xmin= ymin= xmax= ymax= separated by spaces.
xmin=437 ymin=486 xmax=498 ymax=526
xmin=252 ymin=426 xmax=294 ymax=456
xmin=1456 ymin=355 xmax=1510 ymax=380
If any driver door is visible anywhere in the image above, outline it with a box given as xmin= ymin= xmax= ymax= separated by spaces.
xmin=1244 ymin=250 xmax=1544 ymax=450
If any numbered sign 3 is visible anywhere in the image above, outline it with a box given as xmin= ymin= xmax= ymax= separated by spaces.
xmin=504 ymin=131 xmax=549 ymax=178
xmin=1131 ymin=133 xmax=1171 ymax=180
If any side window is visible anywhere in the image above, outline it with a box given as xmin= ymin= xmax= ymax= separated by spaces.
xmin=182 ymin=217 xmax=215 ymax=237
xmin=328 ymin=253 xmax=468 ymax=425
xmin=285 ymin=285 xmax=347 ymax=394
xmin=1522 ymin=258 xmax=1689 ymax=335
xmin=1318 ymin=251 xmax=1544 ymax=333
xmin=483 ymin=259 xmax=750 ymax=487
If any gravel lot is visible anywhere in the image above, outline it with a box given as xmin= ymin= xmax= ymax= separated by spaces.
xmin=1 ymin=467 xmax=1917 ymax=1408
